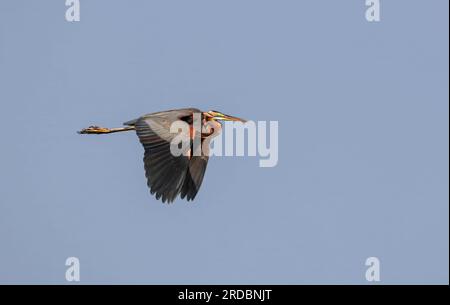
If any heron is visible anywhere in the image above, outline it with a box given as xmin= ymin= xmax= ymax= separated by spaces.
xmin=78 ymin=108 xmax=246 ymax=203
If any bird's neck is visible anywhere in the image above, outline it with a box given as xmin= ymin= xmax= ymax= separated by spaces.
xmin=202 ymin=120 xmax=222 ymax=138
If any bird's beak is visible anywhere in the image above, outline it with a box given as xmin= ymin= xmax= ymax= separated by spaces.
xmin=215 ymin=114 xmax=247 ymax=123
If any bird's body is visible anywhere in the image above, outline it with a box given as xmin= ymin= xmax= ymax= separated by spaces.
xmin=79 ymin=108 xmax=245 ymax=203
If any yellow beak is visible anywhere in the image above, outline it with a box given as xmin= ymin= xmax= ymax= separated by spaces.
xmin=214 ymin=114 xmax=247 ymax=123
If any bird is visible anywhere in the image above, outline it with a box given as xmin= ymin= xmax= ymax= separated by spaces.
xmin=78 ymin=108 xmax=246 ymax=203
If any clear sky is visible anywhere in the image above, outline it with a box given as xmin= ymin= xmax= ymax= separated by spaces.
xmin=0 ymin=0 xmax=448 ymax=284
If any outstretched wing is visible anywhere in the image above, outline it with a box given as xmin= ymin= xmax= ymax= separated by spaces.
xmin=131 ymin=109 xmax=200 ymax=203
xmin=127 ymin=108 xmax=211 ymax=203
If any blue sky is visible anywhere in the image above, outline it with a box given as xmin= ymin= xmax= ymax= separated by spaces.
xmin=0 ymin=0 xmax=448 ymax=284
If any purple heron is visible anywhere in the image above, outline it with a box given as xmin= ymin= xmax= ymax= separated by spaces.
xmin=78 ymin=108 xmax=246 ymax=203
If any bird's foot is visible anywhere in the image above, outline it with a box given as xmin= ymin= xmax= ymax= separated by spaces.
xmin=77 ymin=125 xmax=111 ymax=134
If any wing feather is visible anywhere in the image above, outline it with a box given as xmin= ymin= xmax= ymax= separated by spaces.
xmin=127 ymin=108 xmax=210 ymax=203
xmin=134 ymin=115 xmax=191 ymax=203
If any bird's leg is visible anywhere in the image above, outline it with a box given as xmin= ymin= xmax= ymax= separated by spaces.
xmin=77 ymin=125 xmax=135 ymax=134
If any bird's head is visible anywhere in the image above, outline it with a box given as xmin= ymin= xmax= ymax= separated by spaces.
xmin=204 ymin=110 xmax=247 ymax=123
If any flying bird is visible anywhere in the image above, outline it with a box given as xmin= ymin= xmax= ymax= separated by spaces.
xmin=78 ymin=108 xmax=246 ymax=203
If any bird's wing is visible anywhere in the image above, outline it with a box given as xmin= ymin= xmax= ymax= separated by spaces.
xmin=133 ymin=110 xmax=198 ymax=203
xmin=180 ymin=155 xmax=209 ymax=201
